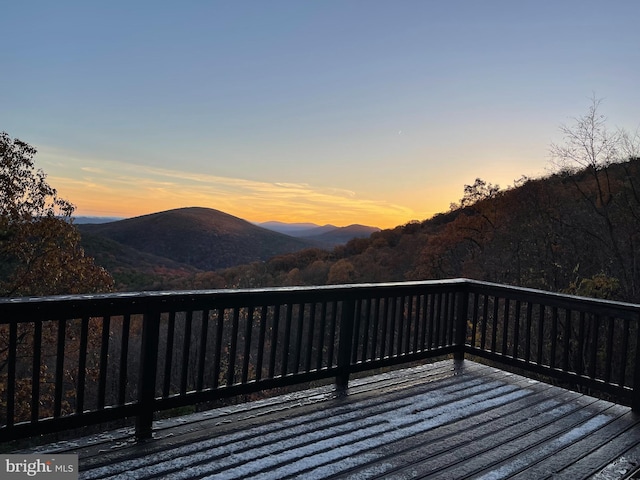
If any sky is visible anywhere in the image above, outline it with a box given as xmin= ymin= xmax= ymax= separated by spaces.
xmin=2 ymin=1 xmax=639 ymax=229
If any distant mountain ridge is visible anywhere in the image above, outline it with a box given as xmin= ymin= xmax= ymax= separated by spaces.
xmin=74 ymin=216 xmax=125 ymax=224
xmin=257 ymin=221 xmax=380 ymax=245
xmin=256 ymin=221 xmax=329 ymax=236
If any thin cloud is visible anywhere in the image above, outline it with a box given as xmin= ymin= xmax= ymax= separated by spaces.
xmin=41 ymin=148 xmax=417 ymax=227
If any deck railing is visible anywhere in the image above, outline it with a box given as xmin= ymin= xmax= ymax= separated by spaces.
xmin=1 ymin=279 xmax=639 ymax=442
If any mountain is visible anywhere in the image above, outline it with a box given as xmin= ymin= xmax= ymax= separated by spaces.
xmin=302 ymin=224 xmax=381 ymax=245
xmin=257 ymin=221 xmax=380 ymax=246
xmin=78 ymin=207 xmax=316 ymax=271
xmin=256 ymin=221 xmax=331 ymax=236
xmin=74 ymin=216 xmax=125 ymax=224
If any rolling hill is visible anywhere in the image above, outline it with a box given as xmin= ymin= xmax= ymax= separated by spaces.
xmin=257 ymin=221 xmax=380 ymax=246
xmin=302 ymin=224 xmax=381 ymax=245
xmin=78 ymin=207 xmax=316 ymax=271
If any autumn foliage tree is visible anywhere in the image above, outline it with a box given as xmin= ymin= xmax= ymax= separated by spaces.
xmin=0 ymin=133 xmax=116 ymax=423
xmin=0 ymin=132 xmax=113 ymax=297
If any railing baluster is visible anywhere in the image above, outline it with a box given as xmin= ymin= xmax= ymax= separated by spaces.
xmin=370 ymin=297 xmax=380 ymax=359
xmin=491 ymin=296 xmax=499 ymax=353
xmin=562 ymin=309 xmax=572 ymax=371
xmin=281 ymin=304 xmax=293 ymax=376
xmin=576 ymin=311 xmax=586 ymax=376
xmin=197 ymin=309 xmax=209 ymax=390
xmin=427 ymin=293 xmax=435 ymax=349
xmin=619 ymin=317 xmax=630 ymax=387
xmin=212 ymin=308 xmax=224 ymax=389
xmin=255 ymin=306 xmax=267 ymax=381
xmin=588 ymin=315 xmax=600 ymax=378
xmin=380 ymin=298 xmax=389 ymax=357
xmin=118 ymin=314 xmax=131 ymax=405
xmin=618 ymin=318 xmax=631 ymax=386
xmin=305 ymin=302 xmax=316 ymax=371
xmin=604 ymin=316 xmax=615 ymax=384
xmin=524 ymin=302 xmax=533 ymax=362
xmin=470 ymin=292 xmax=479 ymax=349
xmin=97 ymin=315 xmax=110 ymax=410
xmin=227 ymin=307 xmax=240 ymax=386
xmin=389 ymin=296 xmax=398 ymax=357
xmin=434 ymin=293 xmax=442 ymax=349
xmin=501 ymin=298 xmax=510 ymax=356
xmin=441 ymin=293 xmax=449 ymax=346
xmin=480 ymin=294 xmax=488 ymax=351
xmin=163 ymin=312 xmax=175 ymax=397
xmin=537 ymin=305 xmax=545 ymax=365
xmin=327 ymin=300 xmax=338 ymax=367
xmin=54 ymin=318 xmax=66 ymax=417
xmin=293 ymin=304 xmax=304 ymax=373
xmin=361 ymin=298 xmax=372 ymax=362
xmin=181 ymin=311 xmax=193 ymax=394
xmin=512 ymin=300 xmax=521 ymax=360
xmin=404 ymin=295 xmax=413 ymax=354
xmin=412 ymin=294 xmax=421 ymax=353
xmin=550 ymin=307 xmax=558 ymax=369
xmin=31 ymin=320 xmax=42 ymax=423
xmin=76 ymin=316 xmax=89 ymax=414
xmin=419 ymin=294 xmax=428 ymax=352
xmin=6 ymin=321 xmax=17 ymax=427
xmin=396 ymin=296 xmax=405 ymax=356
xmin=447 ymin=292 xmax=455 ymax=345
xmin=268 ymin=305 xmax=281 ymax=378
xmin=242 ymin=306 xmax=254 ymax=382
xmin=316 ymin=301 xmax=328 ymax=369
xmin=351 ymin=300 xmax=362 ymax=363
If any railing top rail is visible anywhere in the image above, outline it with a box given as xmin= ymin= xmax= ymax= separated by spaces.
xmin=0 ymin=279 xmax=465 ymax=306
xmin=0 ymin=279 xmax=466 ymax=322
xmin=463 ymin=278 xmax=640 ymax=316
xmin=0 ymin=279 xmax=464 ymax=308
xmin=1 ymin=277 xmax=638 ymax=317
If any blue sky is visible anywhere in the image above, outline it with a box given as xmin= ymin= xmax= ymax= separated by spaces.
xmin=2 ymin=1 xmax=639 ymax=227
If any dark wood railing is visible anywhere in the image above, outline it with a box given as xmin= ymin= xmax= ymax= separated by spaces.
xmin=1 ymin=279 xmax=639 ymax=442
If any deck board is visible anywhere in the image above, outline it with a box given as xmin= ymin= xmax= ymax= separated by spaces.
xmin=13 ymin=359 xmax=640 ymax=479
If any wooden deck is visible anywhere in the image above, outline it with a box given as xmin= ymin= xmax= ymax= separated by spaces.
xmin=14 ymin=359 xmax=640 ymax=479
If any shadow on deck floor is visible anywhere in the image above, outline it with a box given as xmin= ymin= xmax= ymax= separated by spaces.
xmin=13 ymin=359 xmax=640 ymax=479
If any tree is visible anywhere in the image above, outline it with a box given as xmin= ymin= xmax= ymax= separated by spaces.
xmin=549 ymin=99 xmax=640 ymax=299
xmin=549 ymin=96 xmax=621 ymax=174
xmin=327 ymin=259 xmax=356 ymax=284
xmin=0 ymin=132 xmax=113 ymax=296
xmin=459 ymin=178 xmax=501 ymax=208
xmin=0 ymin=133 xmax=115 ymax=422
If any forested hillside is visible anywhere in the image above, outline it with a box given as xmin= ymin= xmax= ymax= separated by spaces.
xmin=217 ymin=157 xmax=640 ymax=303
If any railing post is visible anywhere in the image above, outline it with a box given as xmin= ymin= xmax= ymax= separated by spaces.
xmin=454 ymin=284 xmax=469 ymax=361
xmin=632 ymin=311 xmax=640 ymax=412
xmin=336 ymin=296 xmax=357 ymax=388
xmin=135 ymin=303 xmax=162 ymax=440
